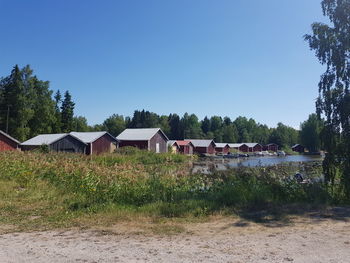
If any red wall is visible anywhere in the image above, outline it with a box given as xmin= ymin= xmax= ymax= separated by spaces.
xmin=239 ymin=145 xmax=249 ymax=152
xmin=119 ymin=140 xmax=148 ymax=150
xmin=0 ymin=133 xmax=18 ymax=151
xmin=90 ymin=134 xmax=116 ymax=155
xmin=270 ymin=145 xmax=278 ymax=152
xmin=247 ymin=145 xmax=262 ymax=152
xmin=208 ymin=142 xmax=216 ymax=154
xmin=118 ymin=131 xmax=168 ymax=153
xmin=179 ymin=144 xmax=193 ymax=154
xmin=215 ymin=146 xmax=230 ymax=154
xmin=194 ymin=146 xmax=207 ymax=154
xmin=195 ymin=143 xmax=215 ymax=154
xmin=292 ymin=145 xmax=305 ymax=153
xmin=252 ymin=144 xmax=262 ymax=152
xmin=223 ymin=145 xmax=230 ymax=154
xmin=263 ymin=144 xmax=278 ymax=152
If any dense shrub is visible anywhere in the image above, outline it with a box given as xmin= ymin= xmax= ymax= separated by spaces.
xmin=0 ymin=151 xmax=345 ymax=218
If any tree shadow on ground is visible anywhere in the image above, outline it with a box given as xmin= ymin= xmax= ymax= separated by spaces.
xmin=232 ymin=205 xmax=350 ymax=228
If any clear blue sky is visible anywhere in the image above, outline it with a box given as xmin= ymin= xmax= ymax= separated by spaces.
xmin=0 ymin=0 xmax=327 ymax=129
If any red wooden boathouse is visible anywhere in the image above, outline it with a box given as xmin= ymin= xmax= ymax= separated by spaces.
xmin=176 ymin=140 xmax=194 ymax=155
xmin=186 ymin=139 xmax=216 ymax=155
xmin=0 ymin=130 xmax=20 ymax=151
xmin=117 ymin=128 xmax=169 ymax=153
xmin=215 ymin=143 xmax=230 ymax=154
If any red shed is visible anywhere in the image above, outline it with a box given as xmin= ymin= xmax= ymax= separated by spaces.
xmin=117 ymin=128 xmax=169 ymax=153
xmin=229 ymin=143 xmax=249 ymax=153
xmin=176 ymin=140 xmax=194 ymax=155
xmin=245 ymin=143 xmax=263 ymax=152
xmin=215 ymin=143 xmax=230 ymax=154
xmin=186 ymin=139 xmax=216 ymax=155
xmin=0 ymin=130 xmax=20 ymax=151
xmin=292 ymin=144 xmax=305 ymax=153
xmin=263 ymin=143 xmax=279 ymax=152
xmin=70 ymin=131 xmax=117 ymax=155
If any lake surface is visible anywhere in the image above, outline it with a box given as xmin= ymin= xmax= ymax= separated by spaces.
xmin=192 ymin=155 xmax=323 ymax=174
xmin=227 ymin=155 xmax=323 ymax=168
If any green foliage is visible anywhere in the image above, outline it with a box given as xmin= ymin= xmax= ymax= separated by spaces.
xmin=201 ymin=116 xmax=211 ymax=134
xmin=1 ymin=150 xmax=349 ymax=232
xmin=122 ymin=109 xmax=299 ymax=145
xmin=181 ymin=113 xmax=203 ymax=139
xmin=53 ymin=90 xmax=62 ymax=133
xmin=269 ymin=122 xmax=299 ymax=148
xmin=300 ymin=114 xmax=323 ymax=152
xmin=0 ymin=63 xmax=302 ymax=147
xmin=0 ymin=66 xmax=77 ymax=141
xmin=0 ymin=66 xmax=37 ymax=140
xmin=305 ymin=0 xmax=350 ymax=196
xmin=102 ymin=114 xmax=125 ymax=136
xmin=61 ymin=91 xmax=75 ymax=132
xmin=168 ymin=114 xmax=181 ymax=139
xmin=73 ymin=116 xmax=89 ymax=132
xmin=38 ymin=144 xmax=50 ymax=153
xmin=222 ymin=125 xmax=237 ymax=143
xmin=0 ymin=151 xmax=345 ymax=226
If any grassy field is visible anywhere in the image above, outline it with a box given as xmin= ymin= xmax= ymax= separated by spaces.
xmin=0 ymin=149 xmax=346 ymax=233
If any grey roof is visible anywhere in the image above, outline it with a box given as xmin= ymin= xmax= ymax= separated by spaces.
xmin=21 ymin=131 xmax=117 ymax=146
xmin=215 ymin=143 xmax=229 ymax=148
xmin=117 ymin=128 xmax=169 ymax=141
xmin=244 ymin=143 xmax=262 ymax=148
xmin=228 ymin=143 xmax=245 ymax=148
xmin=185 ymin=139 xmax=215 ymax=147
xmin=292 ymin=144 xmax=302 ymax=148
xmin=70 ymin=131 xmax=116 ymax=143
xmin=0 ymin=130 xmax=20 ymax=144
xmin=21 ymin=133 xmax=69 ymax=146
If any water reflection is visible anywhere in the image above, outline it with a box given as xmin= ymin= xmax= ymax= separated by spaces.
xmin=192 ymin=155 xmax=323 ymax=174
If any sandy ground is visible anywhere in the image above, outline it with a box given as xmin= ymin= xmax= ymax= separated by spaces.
xmin=1 ymin=208 xmax=350 ymax=263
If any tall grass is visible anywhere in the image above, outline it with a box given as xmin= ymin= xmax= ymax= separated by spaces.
xmin=0 ymin=150 xmax=345 ymax=231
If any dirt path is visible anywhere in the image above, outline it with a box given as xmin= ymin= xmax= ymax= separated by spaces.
xmin=1 ymin=209 xmax=350 ymax=263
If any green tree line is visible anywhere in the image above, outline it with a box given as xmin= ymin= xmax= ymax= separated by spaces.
xmin=0 ymin=65 xmax=321 ymax=150
xmin=97 ymin=110 xmax=301 ymax=148
xmin=0 ymin=65 xmax=75 ymax=141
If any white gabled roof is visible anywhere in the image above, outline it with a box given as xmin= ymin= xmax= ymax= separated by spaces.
xmin=117 ymin=128 xmax=169 ymax=141
xmin=70 ymin=131 xmax=116 ymax=143
xmin=0 ymin=130 xmax=20 ymax=144
xmin=21 ymin=133 xmax=68 ymax=146
xmin=186 ymin=139 xmax=215 ymax=148
xmin=215 ymin=143 xmax=229 ymax=148
xmin=228 ymin=143 xmax=261 ymax=148
xmin=244 ymin=143 xmax=261 ymax=148
xmin=20 ymin=131 xmax=116 ymax=146
xmin=229 ymin=143 xmax=245 ymax=148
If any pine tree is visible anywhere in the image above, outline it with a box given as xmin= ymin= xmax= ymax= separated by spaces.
xmin=28 ymin=77 xmax=56 ymax=137
xmin=0 ymin=65 xmax=32 ymax=140
xmin=53 ymin=90 xmax=62 ymax=133
xmin=61 ymin=91 xmax=75 ymax=132
xmin=201 ymin=116 xmax=211 ymax=134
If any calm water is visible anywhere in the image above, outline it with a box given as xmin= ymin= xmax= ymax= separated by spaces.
xmin=192 ymin=155 xmax=323 ymax=174
xmin=227 ymin=155 xmax=323 ymax=168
